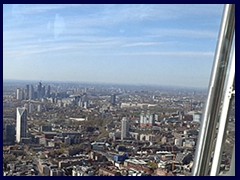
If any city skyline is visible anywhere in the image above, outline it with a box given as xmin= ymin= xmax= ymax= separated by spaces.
xmin=3 ymin=4 xmax=224 ymax=88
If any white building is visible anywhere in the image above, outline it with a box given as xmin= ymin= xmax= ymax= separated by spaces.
xmin=140 ymin=111 xmax=155 ymax=128
xmin=16 ymin=88 xmax=23 ymax=100
xmin=16 ymin=107 xmax=27 ymax=143
xmin=37 ymin=104 xmax=42 ymax=112
xmin=193 ymin=112 xmax=202 ymax=123
xmin=175 ymin=138 xmax=183 ymax=147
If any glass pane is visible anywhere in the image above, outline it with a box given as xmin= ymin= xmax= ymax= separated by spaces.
xmin=3 ymin=4 xmax=225 ymax=176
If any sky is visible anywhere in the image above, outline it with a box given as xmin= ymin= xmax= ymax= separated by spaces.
xmin=3 ymin=4 xmax=224 ymax=88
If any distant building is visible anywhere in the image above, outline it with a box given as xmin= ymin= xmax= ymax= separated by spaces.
xmin=111 ymin=94 xmax=116 ymax=105
xmin=16 ymin=88 xmax=23 ymax=100
xmin=121 ymin=117 xmax=129 ymax=140
xmin=114 ymin=153 xmax=128 ymax=163
xmin=51 ymin=169 xmax=64 ymax=176
xmin=29 ymin=85 xmax=35 ymax=100
xmin=24 ymin=103 xmax=28 ymax=110
xmin=161 ymin=136 xmax=167 ymax=144
xmin=16 ymin=107 xmax=27 ymax=143
xmin=174 ymin=138 xmax=183 ymax=147
xmin=178 ymin=111 xmax=184 ymax=121
xmin=5 ymin=124 xmax=15 ymax=144
xmin=28 ymin=103 xmax=34 ymax=113
xmin=41 ymin=125 xmax=52 ymax=132
xmin=140 ymin=111 xmax=155 ymax=128
xmin=37 ymin=82 xmax=42 ymax=99
xmin=47 ymin=85 xmax=51 ymax=98
xmin=140 ymin=134 xmax=155 ymax=141
xmin=42 ymin=85 xmax=46 ymax=97
xmin=193 ymin=112 xmax=202 ymax=123
xmin=25 ymin=84 xmax=29 ymax=100
xmin=129 ymin=132 xmax=139 ymax=140
xmin=183 ymin=139 xmax=195 ymax=148
xmin=64 ymin=136 xmax=71 ymax=145
xmin=91 ymin=142 xmax=106 ymax=151
xmin=37 ymin=104 xmax=42 ymax=112
xmin=83 ymin=101 xmax=89 ymax=109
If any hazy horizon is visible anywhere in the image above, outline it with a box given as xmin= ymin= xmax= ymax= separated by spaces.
xmin=3 ymin=4 xmax=224 ymax=89
xmin=3 ymin=78 xmax=209 ymax=90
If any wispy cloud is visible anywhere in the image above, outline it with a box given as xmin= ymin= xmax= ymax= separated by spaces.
xmin=3 ymin=4 xmax=223 ymax=87
xmin=114 ymin=51 xmax=214 ymax=58
xmin=11 ymin=4 xmax=84 ymax=15
xmin=145 ymin=28 xmax=217 ymax=39
xmin=122 ymin=42 xmax=164 ymax=47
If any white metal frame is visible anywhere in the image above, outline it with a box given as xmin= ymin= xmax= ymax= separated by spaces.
xmin=210 ymin=33 xmax=235 ymax=176
xmin=192 ymin=4 xmax=235 ymax=176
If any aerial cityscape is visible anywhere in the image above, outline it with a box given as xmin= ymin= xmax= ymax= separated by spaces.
xmin=3 ymin=80 xmax=235 ymax=176
xmin=3 ymin=4 xmax=234 ymax=176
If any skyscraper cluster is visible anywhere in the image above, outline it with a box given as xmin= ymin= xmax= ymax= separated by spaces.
xmin=16 ymin=82 xmax=51 ymax=100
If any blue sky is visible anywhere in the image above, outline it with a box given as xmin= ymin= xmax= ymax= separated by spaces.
xmin=3 ymin=4 xmax=224 ymax=88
